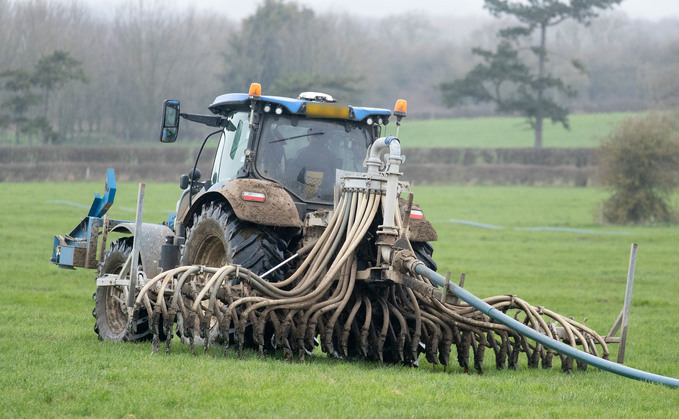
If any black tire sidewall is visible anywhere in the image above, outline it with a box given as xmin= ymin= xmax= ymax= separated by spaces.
xmin=181 ymin=202 xmax=287 ymax=281
xmin=181 ymin=214 xmax=228 ymax=267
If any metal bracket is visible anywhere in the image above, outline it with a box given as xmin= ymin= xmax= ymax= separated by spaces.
xmin=381 ymin=268 xmax=403 ymax=283
xmin=127 ymin=183 xmax=146 ymax=313
xmin=96 ymin=274 xmax=131 ymax=287
xmin=439 ymin=271 xmax=452 ymax=303
xmin=604 ymin=243 xmax=637 ymax=363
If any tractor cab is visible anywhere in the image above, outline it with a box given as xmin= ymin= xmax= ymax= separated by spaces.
xmin=212 ymin=104 xmax=373 ymax=203
xmin=208 ymin=85 xmax=392 ymax=206
xmin=161 ymin=83 xmax=394 ymax=209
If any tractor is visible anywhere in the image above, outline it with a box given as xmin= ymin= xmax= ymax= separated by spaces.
xmin=53 ymin=83 xmax=436 ymax=347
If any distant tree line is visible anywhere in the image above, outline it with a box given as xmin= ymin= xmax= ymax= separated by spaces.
xmin=0 ymin=0 xmax=677 ymax=146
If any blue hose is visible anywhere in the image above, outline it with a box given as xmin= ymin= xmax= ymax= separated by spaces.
xmin=414 ymin=264 xmax=679 ymax=388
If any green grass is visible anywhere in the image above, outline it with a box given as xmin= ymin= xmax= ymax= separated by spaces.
xmin=1 ymin=181 xmax=678 ymax=417
xmin=394 ymin=112 xmax=633 ymax=148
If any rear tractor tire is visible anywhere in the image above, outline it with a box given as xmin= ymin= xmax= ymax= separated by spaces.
xmin=93 ymin=238 xmax=151 ymax=342
xmin=181 ymin=202 xmax=288 ymax=280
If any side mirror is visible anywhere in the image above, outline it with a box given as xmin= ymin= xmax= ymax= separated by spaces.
xmin=160 ymin=100 xmax=180 ymax=143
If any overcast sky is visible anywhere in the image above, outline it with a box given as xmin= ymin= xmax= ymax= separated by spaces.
xmin=226 ymin=0 xmax=679 ymax=21
xmin=52 ymin=0 xmax=679 ymax=21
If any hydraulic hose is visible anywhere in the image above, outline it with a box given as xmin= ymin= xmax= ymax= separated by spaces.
xmin=413 ymin=263 xmax=679 ymax=388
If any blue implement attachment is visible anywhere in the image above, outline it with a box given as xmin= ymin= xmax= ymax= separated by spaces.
xmin=87 ymin=168 xmax=116 ymax=218
xmin=51 ymin=169 xmax=126 ymax=269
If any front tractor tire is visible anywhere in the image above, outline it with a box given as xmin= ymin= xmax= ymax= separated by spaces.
xmin=93 ymin=238 xmax=151 ymax=342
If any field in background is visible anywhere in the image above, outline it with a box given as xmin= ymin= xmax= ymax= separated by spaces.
xmin=0 ymin=111 xmax=634 ymax=149
xmin=1 ymin=181 xmax=677 ymax=417
xmin=396 ymin=112 xmax=633 ymax=148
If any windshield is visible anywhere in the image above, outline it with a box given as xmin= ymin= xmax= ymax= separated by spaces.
xmin=256 ymin=115 xmax=371 ymax=203
xmin=211 ymin=111 xmax=251 ymax=183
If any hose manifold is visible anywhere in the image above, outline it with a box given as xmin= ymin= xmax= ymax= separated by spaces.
xmin=390 ymin=245 xmax=424 ymax=277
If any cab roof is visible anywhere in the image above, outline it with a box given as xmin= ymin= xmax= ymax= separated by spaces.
xmin=208 ymin=93 xmax=392 ymax=123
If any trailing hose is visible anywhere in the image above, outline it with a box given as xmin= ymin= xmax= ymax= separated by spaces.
xmin=411 ymin=261 xmax=679 ymax=388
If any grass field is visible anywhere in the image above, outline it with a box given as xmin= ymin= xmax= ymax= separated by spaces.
xmin=1 ymin=181 xmax=678 ymax=417
xmin=395 ymin=112 xmax=634 ymax=148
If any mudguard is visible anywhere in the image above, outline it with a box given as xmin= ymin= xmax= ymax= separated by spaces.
xmin=398 ymin=198 xmax=438 ymax=242
xmin=111 ymin=222 xmax=174 ymax=277
xmin=177 ymin=178 xmax=302 ymax=229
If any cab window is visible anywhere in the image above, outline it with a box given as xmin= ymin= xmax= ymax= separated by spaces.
xmin=255 ymin=115 xmax=370 ymax=202
xmin=211 ymin=111 xmax=251 ymax=183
